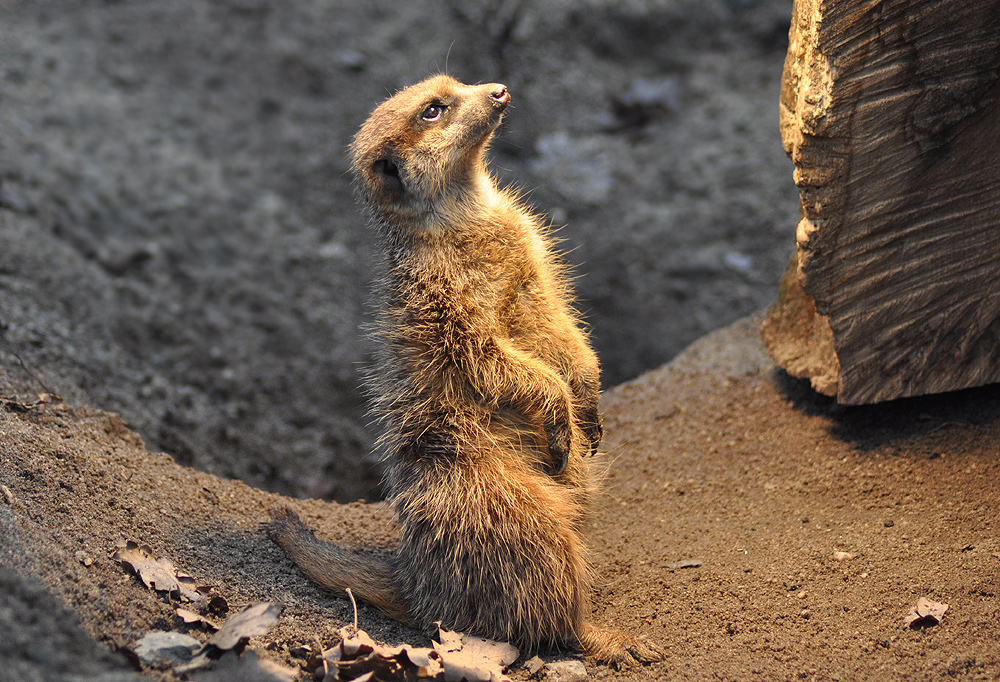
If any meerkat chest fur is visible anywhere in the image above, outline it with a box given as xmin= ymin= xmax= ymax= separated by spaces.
xmin=351 ymin=75 xmax=597 ymax=488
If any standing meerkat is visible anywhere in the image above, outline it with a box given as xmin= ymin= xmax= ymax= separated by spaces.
xmin=270 ymin=75 xmax=661 ymax=664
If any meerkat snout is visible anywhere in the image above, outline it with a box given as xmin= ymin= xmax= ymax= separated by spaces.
xmin=489 ymin=84 xmax=510 ymax=105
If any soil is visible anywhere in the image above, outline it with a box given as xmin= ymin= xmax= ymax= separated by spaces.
xmin=0 ymin=0 xmax=797 ymax=502
xmin=2 ymin=314 xmax=999 ymax=682
xmin=2 ymin=1 xmax=998 ymax=681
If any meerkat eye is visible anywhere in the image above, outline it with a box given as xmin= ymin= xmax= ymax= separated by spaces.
xmin=421 ymin=103 xmax=447 ymax=121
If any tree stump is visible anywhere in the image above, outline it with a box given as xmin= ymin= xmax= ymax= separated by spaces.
xmin=762 ymin=0 xmax=1000 ymax=404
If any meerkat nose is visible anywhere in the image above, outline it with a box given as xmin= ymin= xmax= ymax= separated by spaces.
xmin=490 ymin=85 xmax=510 ymax=105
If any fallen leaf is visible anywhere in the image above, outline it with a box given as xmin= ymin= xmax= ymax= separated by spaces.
xmin=135 ymin=631 xmax=202 ymax=667
xmin=176 ymin=607 xmax=220 ymax=631
xmin=523 ymin=655 xmax=545 ymax=676
xmin=206 ymin=593 xmax=229 ymax=616
xmin=209 ymin=602 xmax=283 ymax=651
xmin=175 ymin=571 xmax=203 ymax=602
xmin=323 ymin=627 xmax=444 ymax=681
xmin=434 ymin=626 xmax=519 ymax=682
xmin=904 ymin=597 xmax=948 ymax=629
xmin=666 ymin=558 xmax=702 ymax=570
xmin=112 ymin=540 xmax=181 ymax=595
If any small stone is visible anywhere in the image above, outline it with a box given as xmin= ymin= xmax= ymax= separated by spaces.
xmin=524 ymin=655 xmax=545 ymax=676
xmin=884 ymin=520 xmax=894 ymax=527
xmin=832 ymin=551 xmax=856 ymax=562
xmin=545 ymin=659 xmax=588 ymax=681
xmin=135 ymin=631 xmax=202 ymax=667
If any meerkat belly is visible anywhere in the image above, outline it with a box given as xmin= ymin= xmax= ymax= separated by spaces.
xmin=391 ymin=459 xmax=587 ymax=648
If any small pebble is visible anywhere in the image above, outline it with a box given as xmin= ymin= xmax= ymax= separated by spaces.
xmin=524 ymin=655 xmax=545 ymax=676
xmin=545 ymin=659 xmax=588 ymax=681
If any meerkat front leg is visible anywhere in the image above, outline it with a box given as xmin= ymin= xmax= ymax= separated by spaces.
xmin=475 ymin=336 xmax=575 ymax=474
xmin=568 ymin=372 xmax=603 ymax=456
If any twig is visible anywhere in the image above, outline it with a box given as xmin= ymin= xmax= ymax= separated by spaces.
xmin=315 ymin=634 xmax=328 ymax=678
xmin=346 ymin=587 xmax=358 ymax=630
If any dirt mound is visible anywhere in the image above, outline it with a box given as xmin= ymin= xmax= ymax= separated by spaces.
xmin=2 ymin=314 xmax=997 ymax=681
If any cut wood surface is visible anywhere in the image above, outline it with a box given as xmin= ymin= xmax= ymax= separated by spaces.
xmin=763 ymin=0 xmax=1000 ymax=404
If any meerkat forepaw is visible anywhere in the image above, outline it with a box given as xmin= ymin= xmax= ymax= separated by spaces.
xmin=543 ymin=421 xmax=571 ymax=475
xmin=582 ymin=415 xmax=603 ymax=456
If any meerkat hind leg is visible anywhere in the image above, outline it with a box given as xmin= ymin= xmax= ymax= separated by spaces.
xmin=577 ymin=621 xmax=665 ymax=665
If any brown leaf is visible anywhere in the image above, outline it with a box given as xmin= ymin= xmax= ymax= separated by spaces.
xmin=666 ymin=558 xmax=702 ymax=570
xmin=209 ymin=602 xmax=283 ymax=651
xmin=904 ymin=597 xmax=948 ymax=628
xmin=434 ymin=627 xmax=519 ymax=682
xmin=176 ymin=607 xmax=220 ymax=631
xmin=175 ymin=572 xmax=202 ymax=602
xmin=112 ymin=540 xmax=180 ymax=595
xmin=321 ymin=627 xmax=444 ymax=681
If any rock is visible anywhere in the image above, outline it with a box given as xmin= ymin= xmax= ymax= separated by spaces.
xmin=544 ymin=659 xmax=588 ymax=681
xmin=134 ymin=631 xmax=202 ymax=667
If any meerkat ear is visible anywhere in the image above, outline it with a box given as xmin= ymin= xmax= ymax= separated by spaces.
xmin=372 ymin=155 xmax=404 ymax=193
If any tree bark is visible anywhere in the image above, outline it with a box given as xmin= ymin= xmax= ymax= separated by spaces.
xmin=763 ymin=0 xmax=1000 ymax=404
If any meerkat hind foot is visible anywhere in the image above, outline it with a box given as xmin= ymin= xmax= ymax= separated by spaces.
xmin=578 ymin=622 xmax=664 ymax=666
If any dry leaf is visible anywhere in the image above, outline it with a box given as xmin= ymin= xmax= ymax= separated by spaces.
xmin=523 ymin=655 xmax=545 ymax=676
xmin=322 ymin=627 xmax=444 ymax=681
xmin=175 ymin=571 xmax=203 ymax=602
xmin=434 ymin=627 xmax=519 ymax=682
xmin=312 ymin=626 xmax=519 ymax=681
xmin=666 ymin=558 xmax=702 ymax=570
xmin=112 ymin=540 xmax=181 ymax=595
xmin=904 ymin=597 xmax=948 ymax=628
xmin=176 ymin=607 xmax=220 ymax=631
xmin=209 ymin=602 xmax=283 ymax=651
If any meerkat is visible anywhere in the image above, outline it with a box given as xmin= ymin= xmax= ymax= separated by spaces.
xmin=270 ymin=75 xmax=661 ymax=664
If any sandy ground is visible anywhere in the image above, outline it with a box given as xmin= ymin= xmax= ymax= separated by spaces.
xmin=2 ymin=1 xmax=998 ymax=680
xmin=2 ymin=314 xmax=998 ymax=681
xmin=0 ymin=0 xmax=798 ymax=502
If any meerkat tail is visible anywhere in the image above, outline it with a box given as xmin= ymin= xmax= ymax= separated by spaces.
xmin=268 ymin=507 xmax=410 ymax=623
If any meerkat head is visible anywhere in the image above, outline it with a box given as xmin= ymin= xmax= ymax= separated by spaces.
xmin=351 ymin=75 xmax=511 ymax=223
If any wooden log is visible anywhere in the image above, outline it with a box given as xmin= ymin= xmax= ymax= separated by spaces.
xmin=762 ymin=0 xmax=1000 ymax=404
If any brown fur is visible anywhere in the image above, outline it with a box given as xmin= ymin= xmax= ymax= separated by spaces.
xmin=270 ymin=75 xmax=661 ymax=664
